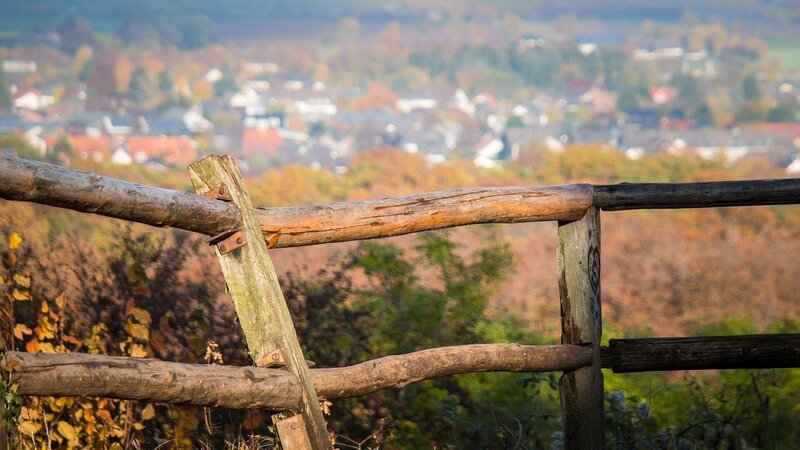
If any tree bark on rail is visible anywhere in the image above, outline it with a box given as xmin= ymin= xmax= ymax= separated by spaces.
xmin=0 ymin=155 xmax=592 ymax=247
xmin=1 ymin=344 xmax=593 ymax=409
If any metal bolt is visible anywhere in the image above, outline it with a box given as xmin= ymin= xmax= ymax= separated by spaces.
xmin=291 ymin=422 xmax=299 ymax=430
xmin=236 ymin=236 xmax=244 ymax=245
xmin=272 ymin=353 xmax=280 ymax=361
xmin=218 ymin=186 xmax=227 ymax=195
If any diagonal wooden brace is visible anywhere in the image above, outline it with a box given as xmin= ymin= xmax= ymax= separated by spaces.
xmin=188 ymin=155 xmax=332 ymax=450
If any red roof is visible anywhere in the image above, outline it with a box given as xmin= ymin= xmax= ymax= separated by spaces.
xmin=127 ymin=136 xmax=197 ymax=164
xmin=242 ymin=128 xmax=282 ymax=156
xmin=11 ymin=88 xmax=41 ymax=101
xmin=45 ymin=135 xmax=111 ymax=161
xmin=750 ymin=123 xmax=800 ymax=138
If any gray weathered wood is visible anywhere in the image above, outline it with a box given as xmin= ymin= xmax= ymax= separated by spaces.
xmin=594 ymin=179 xmax=800 ymax=210
xmin=557 ymin=206 xmax=603 ymax=450
xmin=2 ymin=344 xmax=594 ymax=407
xmin=188 ymin=155 xmax=332 ymax=450
xmin=276 ymin=415 xmax=314 ymax=450
xmin=603 ymin=334 xmax=800 ymax=373
xmin=2 ymin=352 xmax=301 ymax=409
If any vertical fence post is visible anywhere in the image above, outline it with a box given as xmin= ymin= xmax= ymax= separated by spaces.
xmin=1 ymin=397 xmax=8 ymax=450
xmin=189 ymin=155 xmax=332 ymax=450
xmin=557 ymin=206 xmax=603 ymax=449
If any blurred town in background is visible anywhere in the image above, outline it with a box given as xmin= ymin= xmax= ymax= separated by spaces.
xmin=0 ymin=0 xmax=798 ymax=176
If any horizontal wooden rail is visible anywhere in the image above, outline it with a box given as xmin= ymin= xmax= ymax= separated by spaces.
xmin=594 ymin=179 xmax=800 ymax=210
xmin=1 ymin=344 xmax=592 ymax=409
xmin=2 ymin=157 xmax=799 ymax=248
xmin=0 ymin=156 xmax=592 ymax=247
xmin=603 ymin=333 xmax=800 ymax=373
xmin=4 ymin=335 xmax=799 ymax=408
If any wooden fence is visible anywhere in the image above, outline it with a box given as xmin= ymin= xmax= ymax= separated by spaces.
xmin=1 ymin=154 xmax=800 ymax=449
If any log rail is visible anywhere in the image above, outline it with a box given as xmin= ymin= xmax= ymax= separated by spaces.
xmin=4 ymin=334 xmax=798 ymax=409
xmin=1 ymin=156 xmax=798 ymax=248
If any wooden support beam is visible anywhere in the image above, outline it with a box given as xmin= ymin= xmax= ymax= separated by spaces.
xmin=604 ymin=334 xmax=800 ymax=373
xmin=557 ymin=207 xmax=603 ymax=450
xmin=594 ymin=179 xmax=800 ymax=210
xmin=1 ymin=394 xmax=7 ymax=450
xmin=188 ymin=156 xmax=332 ymax=450
xmin=1 ymin=344 xmax=594 ymax=408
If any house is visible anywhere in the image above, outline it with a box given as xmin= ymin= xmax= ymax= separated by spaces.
xmin=12 ymin=88 xmax=54 ymax=111
xmin=102 ymin=115 xmax=136 ymax=135
xmin=180 ymin=107 xmax=214 ymax=134
xmin=111 ymin=147 xmax=133 ymax=165
xmin=45 ymin=135 xmax=111 ymax=162
xmin=2 ymin=60 xmax=37 ymax=74
xmin=228 ymin=87 xmax=262 ymax=109
xmin=243 ymin=111 xmax=284 ymax=129
xmin=578 ymin=87 xmax=617 ymax=114
xmin=650 ymin=87 xmax=676 ymax=105
xmin=241 ymin=128 xmax=282 ymax=157
xmin=786 ymin=155 xmax=800 ymax=174
xmin=473 ymin=133 xmax=506 ymax=169
xmin=126 ymin=136 xmax=197 ymax=165
xmin=203 ymin=68 xmax=223 ymax=84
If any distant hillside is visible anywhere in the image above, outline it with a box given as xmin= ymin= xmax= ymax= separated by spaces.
xmin=0 ymin=0 xmax=797 ymax=46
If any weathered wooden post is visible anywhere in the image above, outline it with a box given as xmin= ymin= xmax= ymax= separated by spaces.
xmin=557 ymin=206 xmax=603 ymax=449
xmin=189 ymin=155 xmax=331 ymax=450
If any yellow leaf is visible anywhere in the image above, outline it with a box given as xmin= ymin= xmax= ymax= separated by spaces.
xmin=141 ymin=404 xmax=156 ymax=421
xmin=13 ymin=273 xmax=31 ymax=288
xmin=13 ymin=323 xmax=32 ymax=339
xmin=40 ymin=302 xmax=49 ymax=313
xmin=128 ymin=323 xmax=150 ymax=341
xmin=9 ymin=232 xmax=22 ymax=250
xmin=130 ymin=344 xmax=148 ymax=358
xmin=131 ymin=307 xmax=152 ymax=325
xmin=57 ymin=421 xmax=76 ymax=441
xmin=18 ymin=420 xmax=40 ymax=435
xmin=54 ymin=292 xmax=67 ymax=310
xmin=39 ymin=342 xmax=56 ymax=353
xmin=12 ymin=288 xmax=31 ymax=301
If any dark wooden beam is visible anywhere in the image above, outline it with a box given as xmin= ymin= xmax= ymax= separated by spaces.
xmin=594 ymin=179 xmax=800 ymax=211
xmin=603 ymin=334 xmax=800 ymax=373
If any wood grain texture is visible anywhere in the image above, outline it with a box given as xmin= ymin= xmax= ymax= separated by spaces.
xmin=603 ymin=334 xmax=800 ymax=373
xmin=594 ymin=179 xmax=800 ymax=210
xmin=2 ymin=344 xmax=593 ymax=405
xmin=557 ymin=207 xmax=603 ymax=450
xmin=188 ymin=155 xmax=332 ymax=450
xmin=275 ymin=415 xmax=314 ymax=450
xmin=260 ymin=185 xmax=593 ymax=247
xmin=0 ymin=155 xmax=239 ymax=235
xmin=1 ymin=352 xmax=301 ymax=409
xmin=0 ymin=156 xmax=591 ymax=247
xmin=311 ymin=343 xmax=593 ymax=398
